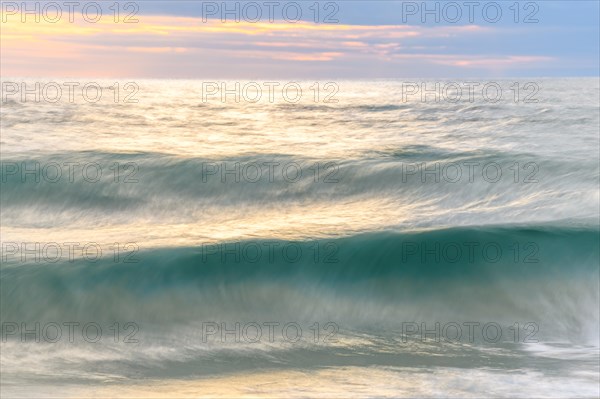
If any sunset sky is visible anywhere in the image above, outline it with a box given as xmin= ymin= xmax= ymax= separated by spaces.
xmin=1 ymin=1 xmax=598 ymax=78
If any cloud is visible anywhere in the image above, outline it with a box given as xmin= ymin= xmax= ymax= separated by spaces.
xmin=0 ymin=12 xmax=564 ymax=78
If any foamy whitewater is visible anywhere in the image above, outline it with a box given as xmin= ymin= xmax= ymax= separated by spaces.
xmin=1 ymin=78 xmax=599 ymax=398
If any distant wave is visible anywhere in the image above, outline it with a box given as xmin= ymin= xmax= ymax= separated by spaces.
xmin=2 ymin=149 xmax=596 ymax=214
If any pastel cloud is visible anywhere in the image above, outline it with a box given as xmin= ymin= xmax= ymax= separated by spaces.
xmin=0 ymin=12 xmax=558 ymax=78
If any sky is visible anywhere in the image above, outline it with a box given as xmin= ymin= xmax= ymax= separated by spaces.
xmin=1 ymin=1 xmax=598 ymax=78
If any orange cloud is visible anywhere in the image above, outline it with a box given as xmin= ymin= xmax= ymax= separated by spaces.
xmin=1 ymin=10 xmax=538 ymax=78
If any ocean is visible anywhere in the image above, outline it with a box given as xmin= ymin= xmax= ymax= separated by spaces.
xmin=1 ymin=78 xmax=599 ymax=397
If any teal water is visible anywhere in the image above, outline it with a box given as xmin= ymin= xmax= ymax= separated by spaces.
xmin=1 ymin=78 xmax=599 ymax=397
